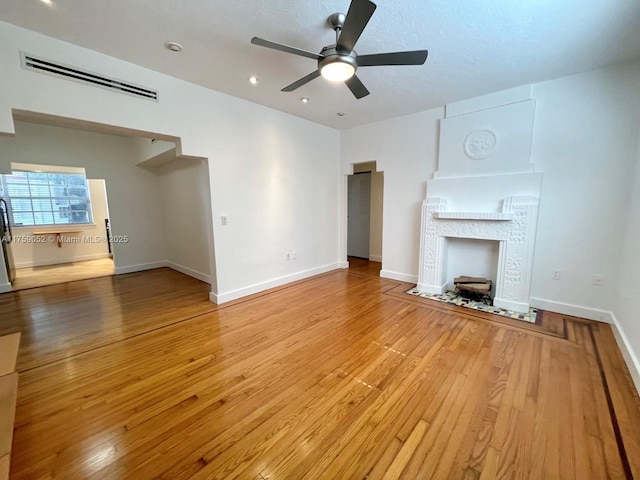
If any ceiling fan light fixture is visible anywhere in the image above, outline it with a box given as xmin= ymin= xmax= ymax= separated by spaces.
xmin=251 ymin=0 xmax=427 ymax=100
xmin=320 ymin=60 xmax=355 ymax=82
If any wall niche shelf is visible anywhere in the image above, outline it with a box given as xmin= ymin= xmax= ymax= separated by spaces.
xmin=432 ymin=212 xmax=514 ymax=221
xmin=32 ymin=231 xmax=82 ymax=248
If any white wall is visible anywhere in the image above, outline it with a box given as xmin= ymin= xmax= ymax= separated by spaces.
xmin=157 ymin=158 xmax=213 ymax=284
xmin=205 ymin=116 xmax=340 ymax=302
xmin=10 ymin=178 xmax=111 ymax=268
xmin=341 ymin=109 xmax=443 ymax=282
xmin=612 ymin=131 xmax=640 ymax=391
xmin=0 ymin=21 xmax=341 ymax=301
xmin=529 ymin=61 xmax=640 ymax=317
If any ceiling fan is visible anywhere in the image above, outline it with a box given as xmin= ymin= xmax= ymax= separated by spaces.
xmin=250 ymin=0 xmax=428 ymax=99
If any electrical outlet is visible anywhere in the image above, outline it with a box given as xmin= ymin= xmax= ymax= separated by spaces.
xmin=552 ymin=269 xmax=561 ymax=280
xmin=221 ymin=215 xmax=228 ymax=226
xmin=593 ymin=274 xmax=605 ymax=286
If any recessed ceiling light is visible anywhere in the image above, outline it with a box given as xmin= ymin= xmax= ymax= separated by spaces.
xmin=337 ymin=112 xmax=346 ymax=117
xmin=300 ymin=97 xmax=309 ymax=104
xmin=249 ymin=76 xmax=259 ymax=85
xmin=40 ymin=0 xmax=53 ymax=4
xmin=164 ymin=42 xmax=183 ymax=52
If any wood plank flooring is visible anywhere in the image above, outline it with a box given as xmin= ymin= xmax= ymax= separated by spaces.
xmin=11 ymin=258 xmax=114 ymax=291
xmin=1 ymin=265 xmax=639 ymax=479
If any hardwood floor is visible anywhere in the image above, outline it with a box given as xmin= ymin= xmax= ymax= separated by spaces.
xmin=11 ymin=258 xmax=114 ymax=291
xmin=1 ymin=266 xmax=639 ymax=479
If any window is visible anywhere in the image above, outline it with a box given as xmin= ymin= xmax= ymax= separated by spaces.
xmin=0 ymin=165 xmax=93 ymax=227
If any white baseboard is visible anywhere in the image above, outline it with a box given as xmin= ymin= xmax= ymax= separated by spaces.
xmin=114 ymin=261 xmax=167 ymax=275
xmin=416 ymin=282 xmax=446 ymax=294
xmin=114 ymin=260 xmax=211 ymax=284
xmin=380 ymin=270 xmax=418 ymax=283
xmin=213 ymin=263 xmax=342 ymax=304
xmin=609 ymin=313 xmax=640 ymax=395
xmin=494 ymin=298 xmax=529 ymax=314
xmin=0 ymin=282 xmax=11 ymax=293
xmin=369 ymin=255 xmax=382 ymax=263
xmin=15 ymin=253 xmax=111 ymax=269
xmin=529 ymin=297 xmax=613 ymax=324
xmin=339 ymin=261 xmax=349 ymax=269
xmin=166 ymin=262 xmax=211 ymax=284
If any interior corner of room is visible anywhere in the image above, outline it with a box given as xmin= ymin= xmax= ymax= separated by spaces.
xmin=0 ymin=16 xmax=639 ymax=392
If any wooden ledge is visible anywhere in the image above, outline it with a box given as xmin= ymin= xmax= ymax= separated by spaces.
xmin=32 ymin=231 xmax=82 ymax=248
xmin=0 ymin=333 xmax=20 ymax=377
xmin=0 ymin=454 xmax=9 ymax=480
xmin=0 ymin=372 xmax=17 ymax=457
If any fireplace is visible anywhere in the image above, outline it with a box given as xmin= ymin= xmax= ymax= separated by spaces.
xmin=418 ymin=195 xmax=539 ymax=313
xmin=416 ymin=87 xmax=542 ymax=314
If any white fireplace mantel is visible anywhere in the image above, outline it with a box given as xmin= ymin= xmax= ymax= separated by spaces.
xmin=417 ymin=196 xmax=539 ymax=313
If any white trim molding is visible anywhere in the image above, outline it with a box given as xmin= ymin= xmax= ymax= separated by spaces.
xmin=15 ymin=253 xmax=111 ymax=269
xmin=0 ymin=282 xmax=11 ymax=293
xmin=418 ymin=196 xmax=539 ymax=313
xmin=166 ymin=262 xmax=211 ymax=284
xmin=212 ymin=263 xmax=342 ymax=304
xmin=610 ymin=313 xmax=640 ymax=395
xmin=114 ymin=261 xmax=167 ymax=275
xmin=380 ymin=270 xmax=418 ymax=283
xmin=529 ymin=297 xmax=614 ymax=324
xmin=369 ymin=255 xmax=383 ymax=263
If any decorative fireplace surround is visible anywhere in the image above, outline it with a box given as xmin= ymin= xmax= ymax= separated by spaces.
xmin=416 ymin=86 xmax=542 ymax=314
xmin=418 ymin=196 xmax=539 ymax=313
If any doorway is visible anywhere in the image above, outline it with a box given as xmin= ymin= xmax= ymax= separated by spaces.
xmin=347 ymin=172 xmax=371 ymax=259
xmin=2 ymin=170 xmax=115 ymax=291
xmin=347 ymin=162 xmax=383 ymax=262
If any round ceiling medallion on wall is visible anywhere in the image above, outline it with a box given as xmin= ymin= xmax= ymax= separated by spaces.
xmin=463 ymin=129 xmax=499 ymax=160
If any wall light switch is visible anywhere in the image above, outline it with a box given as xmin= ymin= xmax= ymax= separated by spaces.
xmin=593 ymin=274 xmax=604 ymax=286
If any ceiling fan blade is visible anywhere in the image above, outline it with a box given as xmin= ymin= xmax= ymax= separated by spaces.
xmin=251 ymin=37 xmax=322 ymax=61
xmin=336 ymin=0 xmax=377 ymax=53
xmin=358 ymin=50 xmax=429 ymax=67
xmin=281 ymin=70 xmax=321 ymax=92
xmin=345 ymin=74 xmax=370 ymax=99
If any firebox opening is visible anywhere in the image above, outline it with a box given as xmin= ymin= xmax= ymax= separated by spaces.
xmin=444 ymin=237 xmax=500 ymax=301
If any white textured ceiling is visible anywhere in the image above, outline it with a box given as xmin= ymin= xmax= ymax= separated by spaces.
xmin=2 ymin=0 xmax=640 ymax=129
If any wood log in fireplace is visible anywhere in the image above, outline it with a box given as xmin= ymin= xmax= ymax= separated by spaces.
xmin=454 ymin=276 xmax=492 ymax=295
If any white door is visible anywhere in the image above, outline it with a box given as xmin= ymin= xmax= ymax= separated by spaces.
xmin=347 ymin=172 xmax=371 ymax=258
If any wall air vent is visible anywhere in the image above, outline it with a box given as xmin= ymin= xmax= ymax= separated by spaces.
xmin=20 ymin=52 xmax=158 ymax=102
